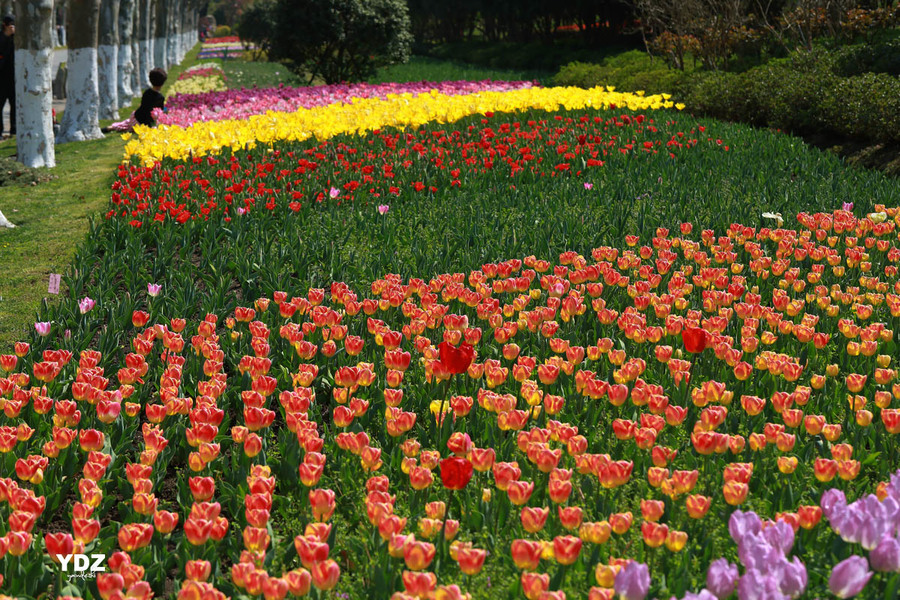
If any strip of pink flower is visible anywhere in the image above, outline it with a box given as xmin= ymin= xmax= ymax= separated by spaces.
xmin=156 ymin=79 xmax=538 ymax=128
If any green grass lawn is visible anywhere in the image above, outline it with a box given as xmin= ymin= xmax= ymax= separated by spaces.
xmin=370 ymin=56 xmax=548 ymax=84
xmin=0 ymin=44 xmax=203 ymax=348
xmin=223 ymin=57 xmax=302 ymax=89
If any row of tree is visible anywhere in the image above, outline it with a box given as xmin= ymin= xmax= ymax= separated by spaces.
xmin=15 ymin=0 xmax=201 ymax=169
xmin=405 ymin=0 xmax=637 ymax=44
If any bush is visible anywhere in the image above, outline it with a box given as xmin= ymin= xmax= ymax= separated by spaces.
xmin=832 ymin=38 xmax=900 ymax=77
xmin=558 ymin=41 xmax=900 ymax=144
xmin=689 ymin=49 xmax=900 ymax=143
xmin=213 ymin=25 xmax=231 ymax=37
xmin=269 ymin=0 xmax=413 ymax=84
xmin=553 ymin=51 xmax=692 ymax=96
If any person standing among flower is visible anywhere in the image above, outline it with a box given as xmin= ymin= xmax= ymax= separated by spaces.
xmin=0 ymin=16 xmax=15 ymax=138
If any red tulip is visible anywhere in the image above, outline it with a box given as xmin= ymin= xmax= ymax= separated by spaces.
xmin=682 ymin=327 xmax=707 ymax=354
xmin=44 ymin=532 xmax=74 ymax=562
xmin=310 ymin=559 xmax=340 ymax=590
xmin=439 ymin=457 xmax=473 ymax=490
xmin=437 ymin=341 xmax=475 ymax=374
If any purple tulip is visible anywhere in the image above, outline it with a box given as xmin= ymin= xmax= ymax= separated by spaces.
xmin=870 ymin=535 xmax=900 ymax=572
xmin=729 ymin=510 xmax=762 ymax=545
xmin=738 ymin=534 xmax=777 ymax=572
xmin=842 ymin=201 xmax=854 ymax=211
xmin=706 ymin=558 xmax=739 ymax=600
xmin=614 ymin=561 xmax=650 ymax=600
xmin=821 ymin=488 xmax=847 ymax=522
xmin=778 ymin=556 xmax=808 ymax=598
xmin=762 ymin=520 xmax=795 ymax=556
xmin=829 ymin=556 xmax=873 ymax=598
xmin=737 ymin=569 xmax=788 ymax=600
xmin=835 ymin=506 xmax=865 ymax=545
xmin=677 ymin=592 xmax=718 ymax=600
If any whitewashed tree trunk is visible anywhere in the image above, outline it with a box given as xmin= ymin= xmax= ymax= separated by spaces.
xmin=57 ymin=0 xmax=103 ymax=143
xmin=0 ymin=209 xmax=13 ymax=228
xmin=117 ymin=0 xmax=135 ymax=101
xmin=166 ymin=0 xmax=180 ymax=66
xmin=153 ymin=0 xmax=166 ymax=69
xmin=14 ymin=0 xmax=54 ymax=168
xmin=97 ymin=0 xmax=119 ymax=119
xmin=136 ymin=0 xmax=151 ymax=95
xmin=166 ymin=0 xmax=177 ymax=67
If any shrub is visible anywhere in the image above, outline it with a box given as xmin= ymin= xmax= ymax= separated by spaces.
xmin=213 ymin=25 xmax=231 ymax=37
xmin=689 ymin=49 xmax=900 ymax=143
xmin=269 ymin=0 xmax=413 ymax=84
xmin=553 ymin=51 xmax=692 ymax=96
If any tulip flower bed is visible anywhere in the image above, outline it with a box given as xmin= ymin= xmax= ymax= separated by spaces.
xmin=110 ymin=110 xmax=728 ymax=226
xmin=168 ymin=63 xmax=227 ymax=97
xmin=6 ymin=64 xmax=900 ymax=598
xmin=197 ymin=38 xmax=251 ymax=61
xmin=6 ymin=200 xmax=900 ymax=598
xmin=123 ymin=86 xmax=681 ymax=164
xmin=156 ymin=80 xmax=538 ymax=129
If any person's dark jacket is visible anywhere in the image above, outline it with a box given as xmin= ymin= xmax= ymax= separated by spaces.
xmin=134 ymin=88 xmax=165 ymax=127
xmin=0 ymin=33 xmax=13 ymax=87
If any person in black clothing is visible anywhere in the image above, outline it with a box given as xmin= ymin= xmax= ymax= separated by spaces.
xmin=134 ymin=68 xmax=167 ymax=127
xmin=104 ymin=67 xmax=167 ymax=133
xmin=0 ymin=16 xmax=15 ymax=138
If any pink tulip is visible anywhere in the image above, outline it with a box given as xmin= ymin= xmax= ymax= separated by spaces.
xmin=78 ymin=297 xmax=96 ymax=314
xmin=829 ymin=556 xmax=872 ymax=598
xmin=34 ymin=322 xmax=51 ymax=336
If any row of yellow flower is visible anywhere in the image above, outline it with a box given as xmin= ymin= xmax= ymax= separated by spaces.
xmin=124 ymin=86 xmax=683 ymax=164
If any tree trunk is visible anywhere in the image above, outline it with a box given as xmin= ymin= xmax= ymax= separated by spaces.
xmin=0 ymin=1 xmax=12 ymax=19
xmin=57 ymin=0 xmax=102 ymax=143
xmin=97 ymin=0 xmax=118 ymax=119
xmin=117 ymin=0 xmax=134 ymax=101
xmin=179 ymin=0 xmax=190 ymax=60
xmin=56 ymin=2 xmax=66 ymax=45
xmin=154 ymin=0 xmax=166 ymax=68
xmin=136 ymin=0 xmax=151 ymax=95
xmin=14 ymin=0 xmax=55 ymax=168
xmin=166 ymin=0 xmax=177 ymax=66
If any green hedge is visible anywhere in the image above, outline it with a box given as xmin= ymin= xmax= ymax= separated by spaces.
xmin=689 ymin=51 xmax=900 ymax=143
xmin=553 ymin=51 xmax=694 ymax=95
xmin=555 ymin=42 xmax=900 ymax=144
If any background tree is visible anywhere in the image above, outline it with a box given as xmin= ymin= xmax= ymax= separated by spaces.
xmin=267 ymin=0 xmax=413 ymax=84
xmin=154 ymin=0 xmax=167 ymax=68
xmin=236 ymin=0 xmax=274 ymax=59
xmin=57 ymin=0 xmax=102 ymax=143
xmin=14 ymin=0 xmax=55 ymax=167
xmin=137 ymin=0 xmax=152 ymax=94
xmin=97 ymin=0 xmax=119 ymax=119
xmin=118 ymin=0 xmax=135 ymax=100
